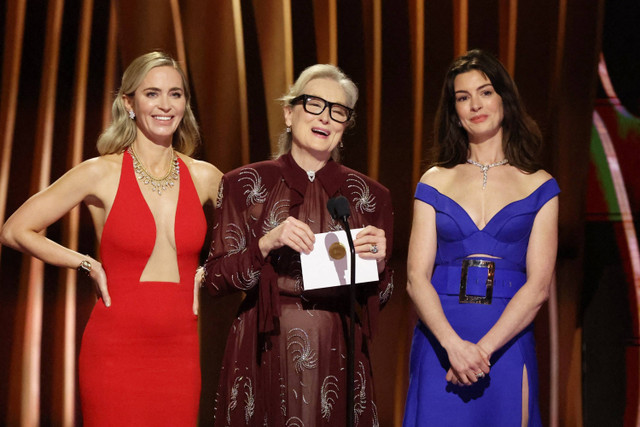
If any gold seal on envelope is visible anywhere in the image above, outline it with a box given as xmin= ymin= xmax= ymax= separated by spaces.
xmin=328 ymin=242 xmax=346 ymax=260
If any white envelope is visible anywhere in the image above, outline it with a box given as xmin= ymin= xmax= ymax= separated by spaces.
xmin=300 ymin=228 xmax=379 ymax=290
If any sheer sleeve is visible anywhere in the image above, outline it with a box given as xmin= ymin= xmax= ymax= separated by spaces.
xmin=202 ymin=173 xmax=266 ymax=296
xmin=375 ymin=186 xmax=394 ymax=308
xmin=352 ymin=177 xmax=394 ymax=337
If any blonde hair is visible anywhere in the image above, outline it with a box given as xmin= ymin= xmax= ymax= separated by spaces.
xmin=96 ymin=51 xmax=200 ymax=156
xmin=275 ymin=64 xmax=358 ymax=161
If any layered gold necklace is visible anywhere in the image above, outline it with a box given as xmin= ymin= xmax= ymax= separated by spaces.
xmin=128 ymin=146 xmax=179 ymax=195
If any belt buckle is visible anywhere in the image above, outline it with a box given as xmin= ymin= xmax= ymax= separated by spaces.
xmin=459 ymin=259 xmax=494 ymax=305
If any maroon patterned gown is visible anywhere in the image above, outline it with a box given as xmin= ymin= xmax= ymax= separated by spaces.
xmin=203 ymin=153 xmax=394 ymax=426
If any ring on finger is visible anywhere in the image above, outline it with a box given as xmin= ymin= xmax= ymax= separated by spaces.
xmin=475 ymin=372 xmax=485 ymax=379
xmin=370 ymin=243 xmax=378 ymax=254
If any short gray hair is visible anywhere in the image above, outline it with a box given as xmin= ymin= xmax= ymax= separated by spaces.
xmin=275 ymin=64 xmax=358 ymax=160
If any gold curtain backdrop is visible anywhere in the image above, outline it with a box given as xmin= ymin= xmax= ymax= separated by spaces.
xmin=0 ymin=0 xmax=603 ymax=425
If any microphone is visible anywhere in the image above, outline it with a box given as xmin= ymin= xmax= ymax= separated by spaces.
xmin=327 ymin=196 xmax=351 ymax=222
xmin=327 ymin=195 xmax=356 ymax=427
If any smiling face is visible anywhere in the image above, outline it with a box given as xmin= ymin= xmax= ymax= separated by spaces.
xmin=454 ymin=70 xmax=504 ymax=144
xmin=123 ymin=66 xmax=186 ymax=145
xmin=284 ymin=78 xmax=348 ymax=166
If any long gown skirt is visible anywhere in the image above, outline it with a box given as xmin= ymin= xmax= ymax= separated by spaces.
xmin=403 ymin=295 xmax=542 ymax=427
xmin=78 ymin=279 xmax=201 ymax=426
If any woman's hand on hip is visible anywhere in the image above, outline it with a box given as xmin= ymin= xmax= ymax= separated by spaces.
xmin=88 ymin=259 xmax=110 ymax=307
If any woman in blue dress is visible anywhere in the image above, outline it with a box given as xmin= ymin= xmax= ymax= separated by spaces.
xmin=403 ymin=49 xmax=559 ymax=426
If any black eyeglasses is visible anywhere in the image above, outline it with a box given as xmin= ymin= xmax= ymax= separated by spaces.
xmin=290 ymin=94 xmax=353 ymax=123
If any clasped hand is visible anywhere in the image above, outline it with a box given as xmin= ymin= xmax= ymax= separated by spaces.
xmin=445 ymin=339 xmax=491 ymax=386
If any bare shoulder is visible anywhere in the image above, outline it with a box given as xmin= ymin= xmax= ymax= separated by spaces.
xmin=177 ymin=154 xmax=223 ymax=204
xmin=420 ymin=166 xmax=453 ymax=185
xmin=514 ymin=168 xmax=554 ymax=192
xmin=56 ymin=154 xmax=121 ymax=184
xmin=179 ymin=155 xmax=223 ymax=186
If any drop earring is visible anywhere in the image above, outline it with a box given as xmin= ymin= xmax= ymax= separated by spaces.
xmin=129 ymin=110 xmax=136 ymax=120
xmin=286 ymin=126 xmax=291 ymax=133
xmin=339 ymin=141 xmax=344 ymax=148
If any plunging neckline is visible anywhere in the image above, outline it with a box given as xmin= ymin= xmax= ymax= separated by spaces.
xmin=420 ymin=178 xmax=556 ymax=232
xmin=133 ymin=156 xmax=182 ymax=282
xmin=100 ymin=152 xmax=184 ymax=284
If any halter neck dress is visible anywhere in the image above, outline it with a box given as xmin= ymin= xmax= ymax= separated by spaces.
xmin=78 ymin=152 xmax=206 ymax=426
xmin=403 ymin=178 xmax=560 ymax=427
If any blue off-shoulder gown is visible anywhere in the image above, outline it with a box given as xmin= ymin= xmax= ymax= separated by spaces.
xmin=403 ymin=178 xmax=560 ymax=427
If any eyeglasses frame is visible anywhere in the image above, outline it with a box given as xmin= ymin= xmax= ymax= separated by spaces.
xmin=290 ymin=94 xmax=354 ymax=123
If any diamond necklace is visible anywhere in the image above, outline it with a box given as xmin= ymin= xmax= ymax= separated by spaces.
xmin=128 ymin=146 xmax=179 ymax=195
xmin=466 ymin=158 xmax=508 ymax=189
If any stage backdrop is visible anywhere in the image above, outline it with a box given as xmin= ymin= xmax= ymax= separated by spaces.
xmin=0 ymin=0 xmax=604 ymax=425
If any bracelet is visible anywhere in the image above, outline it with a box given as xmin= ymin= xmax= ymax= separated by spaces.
xmin=77 ymin=258 xmax=92 ymax=276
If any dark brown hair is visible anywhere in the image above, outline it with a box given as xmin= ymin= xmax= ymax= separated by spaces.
xmin=432 ymin=49 xmax=542 ymax=172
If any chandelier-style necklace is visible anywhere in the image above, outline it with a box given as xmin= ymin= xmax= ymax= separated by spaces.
xmin=466 ymin=158 xmax=508 ymax=189
xmin=128 ymin=146 xmax=179 ymax=195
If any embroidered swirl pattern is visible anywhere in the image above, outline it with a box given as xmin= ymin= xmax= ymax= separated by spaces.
xmin=285 ymin=417 xmax=304 ymax=427
xmin=320 ymin=375 xmax=339 ymax=421
xmin=227 ymin=376 xmax=241 ymax=425
xmin=287 ymin=328 xmax=318 ymax=373
xmin=346 ymin=174 xmax=377 ymax=213
xmin=224 ymin=223 xmax=247 ymax=255
xmin=379 ymin=275 xmax=394 ymax=304
xmin=353 ymin=361 xmax=368 ymax=424
xmin=372 ymin=401 xmax=380 ymax=427
xmin=226 ymin=375 xmax=255 ymax=425
xmin=231 ymin=267 xmax=260 ymax=290
xmin=243 ymin=379 xmax=255 ymax=424
xmin=239 ymin=168 xmax=267 ymax=206
xmin=262 ymin=199 xmax=290 ymax=234
xmin=215 ymin=179 xmax=224 ymax=209
xmin=327 ymin=217 xmax=343 ymax=232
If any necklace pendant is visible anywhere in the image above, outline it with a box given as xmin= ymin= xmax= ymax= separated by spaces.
xmin=128 ymin=147 xmax=180 ymax=196
xmin=466 ymin=158 xmax=508 ymax=190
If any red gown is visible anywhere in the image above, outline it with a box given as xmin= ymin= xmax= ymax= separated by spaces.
xmin=78 ymin=152 xmax=205 ymax=426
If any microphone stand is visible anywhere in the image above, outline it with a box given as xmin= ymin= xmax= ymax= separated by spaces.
xmin=337 ymin=214 xmax=356 ymax=427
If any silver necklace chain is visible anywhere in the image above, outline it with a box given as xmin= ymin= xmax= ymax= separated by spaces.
xmin=128 ymin=146 xmax=180 ymax=195
xmin=466 ymin=158 xmax=508 ymax=189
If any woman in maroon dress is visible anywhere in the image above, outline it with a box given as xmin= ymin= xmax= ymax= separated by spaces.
xmin=0 ymin=51 xmax=222 ymax=425
xmin=202 ymin=64 xmax=394 ymax=426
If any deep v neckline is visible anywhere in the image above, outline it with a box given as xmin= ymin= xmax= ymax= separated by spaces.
xmin=129 ymin=153 xmax=183 ymax=282
xmin=427 ymin=179 xmax=556 ymax=232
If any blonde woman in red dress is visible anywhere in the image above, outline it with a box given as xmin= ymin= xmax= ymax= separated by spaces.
xmin=0 ymin=51 xmax=222 ymax=425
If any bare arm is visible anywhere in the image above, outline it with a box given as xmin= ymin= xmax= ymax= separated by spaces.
xmin=0 ymin=158 xmax=112 ymax=305
xmin=476 ymin=196 xmax=559 ymax=356
xmin=186 ymin=158 xmax=223 ymax=207
xmin=406 ymin=198 xmax=491 ymax=385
